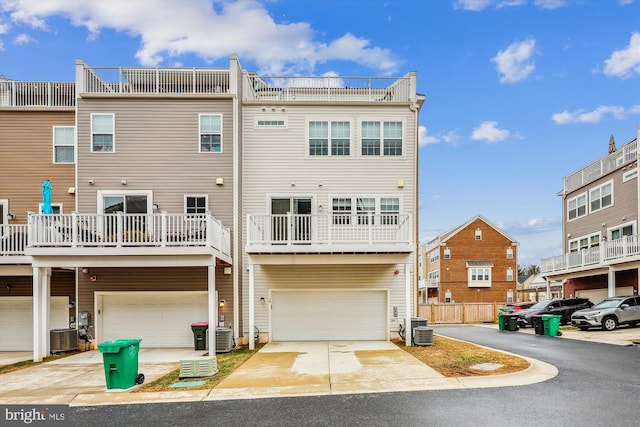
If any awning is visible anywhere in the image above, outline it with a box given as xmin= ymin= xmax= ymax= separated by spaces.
xmin=466 ymin=260 xmax=493 ymax=268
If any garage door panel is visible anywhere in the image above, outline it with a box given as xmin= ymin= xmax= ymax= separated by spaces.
xmin=102 ymin=293 xmax=208 ymax=348
xmin=272 ymin=291 xmax=386 ymax=341
xmin=0 ymin=297 xmax=69 ymax=351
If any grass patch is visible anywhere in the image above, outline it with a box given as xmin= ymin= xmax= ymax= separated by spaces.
xmin=134 ymin=344 xmax=263 ymax=392
xmin=0 ymin=351 xmax=81 ymax=375
xmin=396 ymin=335 xmax=530 ymax=377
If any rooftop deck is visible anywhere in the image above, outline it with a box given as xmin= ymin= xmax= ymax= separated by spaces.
xmin=0 ymin=80 xmax=75 ymax=108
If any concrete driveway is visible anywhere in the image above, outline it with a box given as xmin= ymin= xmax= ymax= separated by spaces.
xmin=0 ymin=348 xmax=203 ymax=405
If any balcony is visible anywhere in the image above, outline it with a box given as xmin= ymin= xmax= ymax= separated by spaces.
xmin=541 ymin=234 xmax=640 ymax=275
xmin=418 ymin=278 xmax=439 ymax=289
xmin=13 ymin=213 xmax=231 ymax=262
xmin=0 ymin=80 xmax=75 ymax=108
xmin=0 ymin=225 xmax=29 ymax=264
xmin=243 ymin=73 xmax=416 ymax=104
xmin=246 ymin=213 xmax=413 ymax=254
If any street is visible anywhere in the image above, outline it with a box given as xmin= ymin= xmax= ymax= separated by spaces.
xmin=69 ymin=326 xmax=640 ymax=427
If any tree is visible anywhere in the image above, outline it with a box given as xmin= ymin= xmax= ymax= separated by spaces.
xmin=518 ymin=264 xmax=540 ymax=277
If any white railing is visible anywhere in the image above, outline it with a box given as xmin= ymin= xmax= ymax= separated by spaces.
xmin=247 ymin=213 xmax=412 ymax=248
xmin=564 ymin=138 xmax=637 ymax=192
xmin=243 ymin=73 xmax=414 ymax=103
xmin=0 ymin=81 xmax=75 ymax=107
xmin=27 ymin=212 xmax=230 ymax=256
xmin=541 ymin=234 xmax=640 ymax=273
xmin=0 ymin=224 xmax=29 ymax=255
xmin=81 ymin=66 xmax=230 ymax=95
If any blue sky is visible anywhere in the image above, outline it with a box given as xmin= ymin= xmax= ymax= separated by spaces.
xmin=1 ymin=0 xmax=639 ymax=266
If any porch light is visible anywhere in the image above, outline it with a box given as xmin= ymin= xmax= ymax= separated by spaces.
xmin=219 ymin=299 xmax=225 ymax=307
xmin=121 ymin=179 xmax=127 ymax=185
xmin=7 ymin=213 xmax=15 ymax=220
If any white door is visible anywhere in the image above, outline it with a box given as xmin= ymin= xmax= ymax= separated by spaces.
xmin=100 ymin=292 xmax=209 ymax=348
xmin=0 ymin=296 xmax=69 ymax=351
xmin=271 ymin=290 xmax=387 ymax=341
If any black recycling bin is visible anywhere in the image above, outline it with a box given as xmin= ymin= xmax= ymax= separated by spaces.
xmin=191 ymin=322 xmax=209 ymax=350
xmin=503 ymin=314 xmax=519 ymax=331
xmin=532 ymin=315 xmax=545 ymax=335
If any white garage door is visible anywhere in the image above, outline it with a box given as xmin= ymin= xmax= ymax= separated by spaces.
xmin=577 ymin=286 xmax=634 ymax=304
xmin=0 ymin=297 xmax=69 ymax=351
xmin=271 ymin=290 xmax=387 ymax=341
xmin=101 ymin=293 xmax=209 ymax=348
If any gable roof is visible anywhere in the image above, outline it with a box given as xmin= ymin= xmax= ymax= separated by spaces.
xmin=427 ymin=214 xmax=519 ymax=247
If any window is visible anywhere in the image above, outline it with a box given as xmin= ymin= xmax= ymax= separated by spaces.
xmin=468 ymin=267 xmax=491 ymax=287
xmin=567 ymin=193 xmax=587 ymax=221
xmin=361 ymin=121 xmax=402 ymax=156
xmin=475 ymin=228 xmax=482 ymax=240
xmin=506 ymin=267 xmax=514 ymax=281
xmin=443 ymin=248 xmax=451 ymax=259
xmin=257 ymin=119 xmax=285 ymax=126
xmin=429 ymin=250 xmax=440 ymax=262
xmin=506 ymin=247 xmax=513 ymax=259
xmin=590 ymin=181 xmax=613 ymax=213
xmin=444 ymin=290 xmax=452 ymax=304
xmin=506 ymin=290 xmax=514 ymax=303
xmin=199 ymin=114 xmax=222 ymax=152
xmin=569 ymin=232 xmax=600 ymax=252
xmin=380 ymin=197 xmax=399 ymax=225
xmin=309 ymin=121 xmax=350 ymax=156
xmin=623 ymin=168 xmax=637 ymax=182
xmin=91 ymin=114 xmax=114 ymax=152
xmin=356 ymin=198 xmax=375 ymax=224
xmin=53 ymin=126 xmax=74 ymax=163
xmin=185 ymin=195 xmax=208 ymax=215
xmin=332 ymin=197 xmax=351 ymax=225
xmin=610 ymin=223 xmax=634 ymax=241
xmin=39 ymin=203 xmax=62 ymax=214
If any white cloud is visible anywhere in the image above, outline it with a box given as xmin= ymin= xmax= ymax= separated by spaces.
xmin=492 ymin=38 xmax=537 ymax=83
xmin=551 ymin=105 xmax=638 ymax=124
xmin=13 ymin=33 xmax=34 ymax=45
xmin=0 ymin=0 xmax=400 ymax=74
xmin=454 ymin=0 xmax=493 ymax=11
xmin=418 ymin=125 xmax=439 ymax=147
xmin=498 ymin=217 xmax=562 ymax=234
xmin=470 ymin=121 xmax=513 ymax=143
xmin=533 ymin=0 xmax=567 ymax=9
xmin=603 ymin=32 xmax=640 ymax=79
xmin=618 ymin=0 xmax=635 ymax=5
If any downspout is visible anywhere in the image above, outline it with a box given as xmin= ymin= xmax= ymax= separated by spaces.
xmin=230 ymin=55 xmax=240 ymax=339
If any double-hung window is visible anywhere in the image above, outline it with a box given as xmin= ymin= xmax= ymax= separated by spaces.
xmin=356 ymin=198 xmax=375 ymax=224
xmin=380 ymin=197 xmax=400 ymax=225
xmin=185 ymin=195 xmax=208 ymax=216
xmin=590 ymin=181 xmax=613 ymax=213
xmin=569 ymin=232 xmax=600 ymax=252
xmin=53 ymin=126 xmax=75 ymax=163
xmin=91 ymin=114 xmax=114 ymax=152
xmin=332 ymin=198 xmax=351 ymax=225
xmin=200 ymin=114 xmax=222 ymax=153
xmin=567 ymin=193 xmax=587 ymax=221
xmin=468 ymin=266 xmax=492 ymax=287
xmin=361 ymin=121 xmax=402 ymax=156
xmin=309 ymin=121 xmax=350 ymax=156
xmin=331 ymin=196 xmax=401 ymax=226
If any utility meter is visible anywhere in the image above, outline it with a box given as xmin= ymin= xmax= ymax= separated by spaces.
xmin=78 ymin=311 xmax=91 ymax=327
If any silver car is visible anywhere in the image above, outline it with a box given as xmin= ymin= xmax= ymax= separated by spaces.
xmin=571 ymin=296 xmax=640 ymax=331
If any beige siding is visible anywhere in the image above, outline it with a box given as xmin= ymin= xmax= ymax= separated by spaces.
xmin=565 ymin=167 xmax=638 ymax=248
xmin=0 ymin=110 xmax=75 ymax=222
xmin=76 ymin=98 xmax=235 ymax=229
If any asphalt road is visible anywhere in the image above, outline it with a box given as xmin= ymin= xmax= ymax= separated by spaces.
xmin=69 ymin=326 xmax=640 ymax=427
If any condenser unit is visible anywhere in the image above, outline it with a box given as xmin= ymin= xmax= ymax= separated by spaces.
xmin=413 ymin=326 xmax=434 ymax=346
xmin=50 ymin=328 xmax=78 ymax=353
xmin=404 ymin=317 xmax=428 ymax=344
xmin=179 ymin=356 xmax=218 ymax=378
xmin=216 ymin=327 xmax=234 ymax=353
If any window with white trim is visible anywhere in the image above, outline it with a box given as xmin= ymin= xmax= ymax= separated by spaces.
xmin=380 ymin=197 xmax=400 ymax=225
xmin=443 ymin=248 xmax=451 ymax=259
xmin=506 ymin=247 xmax=513 ymax=259
xmin=567 ymin=192 xmax=587 ymax=221
xmin=623 ymin=168 xmax=637 ymax=182
xmin=429 ymin=250 xmax=440 ymax=262
xmin=475 ymin=228 xmax=482 ymax=240
xmin=309 ymin=121 xmax=350 ymax=156
xmin=199 ymin=114 xmax=222 ymax=153
xmin=507 ymin=290 xmax=514 ymax=303
xmin=185 ymin=195 xmax=208 ymax=215
xmin=468 ymin=267 xmax=491 ymax=287
xmin=569 ymin=232 xmax=600 ymax=252
xmin=91 ymin=114 xmax=114 ymax=152
xmin=610 ymin=223 xmax=634 ymax=241
xmin=257 ymin=119 xmax=286 ymax=126
xmin=506 ymin=267 xmax=514 ymax=281
xmin=589 ymin=181 xmax=613 ymax=213
xmin=361 ymin=121 xmax=402 ymax=156
xmin=53 ymin=126 xmax=74 ymax=163
xmin=331 ymin=196 xmax=400 ymax=225
xmin=332 ymin=197 xmax=352 ymax=225
xmin=39 ymin=203 xmax=62 ymax=214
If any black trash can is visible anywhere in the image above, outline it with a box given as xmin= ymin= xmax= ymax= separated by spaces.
xmin=191 ymin=322 xmax=208 ymax=350
xmin=532 ymin=315 xmax=545 ymax=335
xmin=503 ymin=314 xmax=519 ymax=331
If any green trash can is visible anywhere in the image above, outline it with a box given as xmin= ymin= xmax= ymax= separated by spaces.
xmin=532 ymin=315 xmax=545 ymax=335
xmin=542 ymin=315 xmax=562 ymax=337
xmin=191 ymin=322 xmax=209 ymax=351
xmin=497 ymin=313 xmax=506 ymax=331
xmin=504 ymin=314 xmax=519 ymax=331
xmin=98 ymin=339 xmax=143 ymax=389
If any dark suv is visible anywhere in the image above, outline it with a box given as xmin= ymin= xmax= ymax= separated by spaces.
xmin=517 ymin=298 xmax=593 ymax=328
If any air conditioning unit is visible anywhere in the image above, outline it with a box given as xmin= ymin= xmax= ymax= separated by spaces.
xmin=216 ymin=327 xmax=234 ymax=353
xmin=179 ymin=356 xmax=218 ymax=378
xmin=50 ymin=328 xmax=78 ymax=353
xmin=413 ymin=326 xmax=434 ymax=346
xmin=404 ymin=317 xmax=428 ymax=344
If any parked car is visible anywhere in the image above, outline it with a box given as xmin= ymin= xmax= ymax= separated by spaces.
xmin=517 ymin=298 xmax=593 ymax=328
xmin=500 ymin=301 xmax=536 ymax=314
xmin=571 ymin=296 xmax=640 ymax=331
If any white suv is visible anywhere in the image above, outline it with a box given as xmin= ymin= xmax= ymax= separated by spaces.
xmin=571 ymin=296 xmax=640 ymax=331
